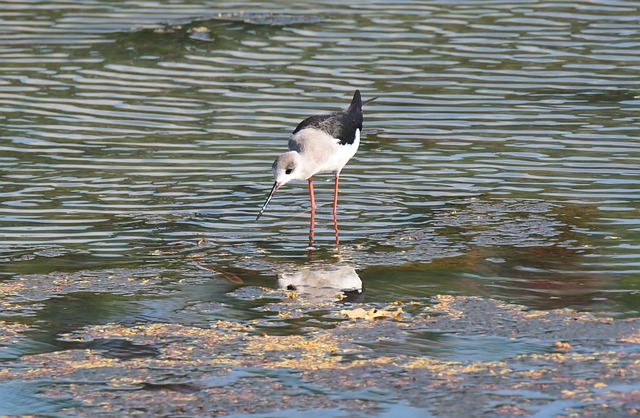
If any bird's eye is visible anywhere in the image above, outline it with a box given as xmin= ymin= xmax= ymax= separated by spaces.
xmin=285 ymin=168 xmax=292 ymax=175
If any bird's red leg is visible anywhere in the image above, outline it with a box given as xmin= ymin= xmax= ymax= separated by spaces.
xmin=333 ymin=174 xmax=340 ymax=246
xmin=308 ymin=177 xmax=316 ymax=248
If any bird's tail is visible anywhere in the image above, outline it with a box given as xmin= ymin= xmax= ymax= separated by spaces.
xmin=363 ymin=95 xmax=379 ymax=106
xmin=347 ymin=90 xmax=379 ymax=112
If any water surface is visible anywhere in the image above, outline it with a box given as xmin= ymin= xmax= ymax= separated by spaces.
xmin=0 ymin=0 xmax=639 ymax=415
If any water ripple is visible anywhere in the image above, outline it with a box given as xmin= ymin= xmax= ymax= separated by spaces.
xmin=0 ymin=0 xmax=639 ymax=313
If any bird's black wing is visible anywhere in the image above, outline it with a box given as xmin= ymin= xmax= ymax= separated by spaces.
xmin=292 ymin=90 xmax=365 ymax=145
xmin=292 ymin=112 xmax=361 ymax=145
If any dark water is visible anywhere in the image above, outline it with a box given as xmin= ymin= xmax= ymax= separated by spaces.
xmin=1 ymin=0 xmax=639 ymax=415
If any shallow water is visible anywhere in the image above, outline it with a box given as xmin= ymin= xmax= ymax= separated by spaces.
xmin=1 ymin=0 xmax=639 ymax=415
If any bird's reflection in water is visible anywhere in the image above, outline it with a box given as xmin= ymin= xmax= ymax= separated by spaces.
xmin=276 ymin=261 xmax=364 ymax=303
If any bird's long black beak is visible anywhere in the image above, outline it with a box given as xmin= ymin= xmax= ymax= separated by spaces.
xmin=256 ymin=182 xmax=280 ymax=221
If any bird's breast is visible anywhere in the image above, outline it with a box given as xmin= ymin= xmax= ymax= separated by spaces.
xmin=289 ymin=128 xmax=360 ymax=176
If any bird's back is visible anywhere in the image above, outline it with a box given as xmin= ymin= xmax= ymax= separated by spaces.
xmin=291 ymin=90 xmax=363 ymax=146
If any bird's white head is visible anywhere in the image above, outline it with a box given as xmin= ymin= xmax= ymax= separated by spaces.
xmin=256 ymin=151 xmax=305 ymax=221
xmin=272 ymin=151 xmax=304 ymax=186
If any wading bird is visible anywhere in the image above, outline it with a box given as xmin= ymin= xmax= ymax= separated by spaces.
xmin=256 ymin=90 xmax=377 ymax=246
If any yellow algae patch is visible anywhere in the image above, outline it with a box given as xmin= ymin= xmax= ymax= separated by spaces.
xmin=61 ymin=322 xmax=251 ymax=344
xmin=0 ymin=278 xmax=30 ymax=298
xmin=620 ymin=322 xmax=640 ymax=344
xmin=250 ymin=333 xmax=340 ymax=354
xmin=422 ymin=296 xmax=640 ymax=344
xmin=24 ymin=349 xmax=121 ymax=370
xmin=0 ymin=321 xmax=31 ymax=338
xmin=554 ymin=341 xmax=572 ymax=350
xmin=245 ymin=333 xmax=350 ymax=369
xmin=1 ymin=296 xmax=639 ymax=417
xmin=340 ymin=306 xmax=403 ymax=321
xmin=426 ymin=294 xmax=467 ymax=318
xmin=0 ymin=269 xmax=176 ymax=305
xmin=55 ymin=321 xmax=362 ymax=372
xmin=0 ymin=321 xmax=32 ymax=353
xmin=405 ymin=356 xmax=510 ymax=376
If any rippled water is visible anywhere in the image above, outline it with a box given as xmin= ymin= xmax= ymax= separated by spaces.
xmin=1 ymin=0 xmax=639 ymax=414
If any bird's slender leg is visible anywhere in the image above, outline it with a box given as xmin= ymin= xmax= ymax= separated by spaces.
xmin=333 ymin=173 xmax=340 ymax=246
xmin=308 ymin=177 xmax=316 ymax=248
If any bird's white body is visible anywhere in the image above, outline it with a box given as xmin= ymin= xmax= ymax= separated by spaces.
xmin=306 ymin=128 xmax=360 ymax=176
xmin=280 ymin=127 xmax=361 ymax=183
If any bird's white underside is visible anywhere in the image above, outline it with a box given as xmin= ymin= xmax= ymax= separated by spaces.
xmin=289 ymin=127 xmax=360 ymax=178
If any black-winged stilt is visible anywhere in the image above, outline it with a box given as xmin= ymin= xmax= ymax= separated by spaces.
xmin=256 ymin=90 xmax=377 ymax=244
